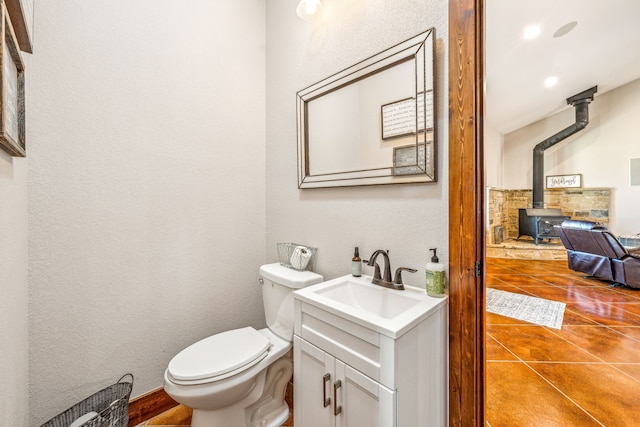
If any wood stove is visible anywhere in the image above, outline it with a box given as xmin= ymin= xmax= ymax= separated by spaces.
xmin=518 ymin=208 xmax=570 ymax=244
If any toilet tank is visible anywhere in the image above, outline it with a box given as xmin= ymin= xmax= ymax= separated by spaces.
xmin=259 ymin=263 xmax=323 ymax=341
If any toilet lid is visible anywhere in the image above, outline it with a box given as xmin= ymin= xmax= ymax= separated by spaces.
xmin=168 ymin=327 xmax=271 ymax=381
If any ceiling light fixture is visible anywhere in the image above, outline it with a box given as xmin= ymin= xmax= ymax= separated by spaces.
xmin=544 ymin=76 xmax=558 ymax=88
xmin=296 ymin=0 xmax=323 ymax=21
xmin=523 ymin=25 xmax=541 ymax=40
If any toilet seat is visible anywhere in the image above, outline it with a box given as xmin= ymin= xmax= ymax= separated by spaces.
xmin=167 ymin=327 xmax=271 ymax=385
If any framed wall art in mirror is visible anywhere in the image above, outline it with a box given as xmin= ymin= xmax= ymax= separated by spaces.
xmin=297 ymin=28 xmax=436 ymax=188
xmin=0 ymin=2 xmax=25 ymax=158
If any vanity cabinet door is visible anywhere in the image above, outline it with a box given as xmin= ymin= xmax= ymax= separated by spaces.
xmin=294 ymin=336 xmax=334 ymax=427
xmin=294 ymin=336 xmax=397 ymax=427
xmin=335 ymin=360 xmax=396 ymax=427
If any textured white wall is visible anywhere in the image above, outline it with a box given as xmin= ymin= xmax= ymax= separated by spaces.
xmin=0 ymin=152 xmax=29 ymax=426
xmin=484 ymin=122 xmax=503 ymax=189
xmin=27 ymin=1 xmax=266 ymax=425
xmin=265 ymin=0 xmax=448 ymax=287
xmin=502 ymin=78 xmax=640 ymax=234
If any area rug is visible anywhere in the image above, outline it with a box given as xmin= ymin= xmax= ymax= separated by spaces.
xmin=486 ymin=288 xmax=566 ymax=329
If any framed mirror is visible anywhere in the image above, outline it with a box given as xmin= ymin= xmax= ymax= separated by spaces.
xmin=297 ymin=28 xmax=436 ymax=188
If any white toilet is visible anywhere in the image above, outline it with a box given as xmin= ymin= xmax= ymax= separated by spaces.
xmin=163 ymin=263 xmax=323 ymax=427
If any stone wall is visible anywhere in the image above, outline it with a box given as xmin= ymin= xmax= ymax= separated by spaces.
xmin=487 ymin=188 xmax=610 ymax=243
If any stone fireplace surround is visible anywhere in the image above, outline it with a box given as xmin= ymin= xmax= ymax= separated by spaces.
xmin=487 ymin=187 xmax=611 ymax=245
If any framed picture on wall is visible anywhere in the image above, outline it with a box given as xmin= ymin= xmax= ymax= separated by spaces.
xmin=381 ymin=91 xmax=434 ymax=140
xmin=546 ymin=174 xmax=582 ymax=189
xmin=0 ymin=3 xmax=25 ymax=157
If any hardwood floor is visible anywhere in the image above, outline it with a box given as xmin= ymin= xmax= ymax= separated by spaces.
xmin=135 ymin=381 xmax=294 ymax=426
xmin=486 ymin=257 xmax=640 ymax=427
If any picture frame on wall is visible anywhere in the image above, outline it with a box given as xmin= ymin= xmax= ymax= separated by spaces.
xmin=0 ymin=2 xmax=25 ymax=157
xmin=546 ymin=174 xmax=582 ymax=189
xmin=381 ymin=91 xmax=434 ymax=140
xmin=392 ymin=143 xmax=431 ymax=176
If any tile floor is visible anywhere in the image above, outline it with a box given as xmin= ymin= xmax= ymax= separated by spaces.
xmin=486 ymin=257 xmax=640 ymax=427
xmin=137 ymin=257 xmax=640 ymax=426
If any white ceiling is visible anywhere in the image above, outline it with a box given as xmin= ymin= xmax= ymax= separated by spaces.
xmin=486 ymin=0 xmax=640 ymax=134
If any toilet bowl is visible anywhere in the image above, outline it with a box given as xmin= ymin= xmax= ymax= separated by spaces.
xmin=164 ymin=263 xmax=323 ymax=427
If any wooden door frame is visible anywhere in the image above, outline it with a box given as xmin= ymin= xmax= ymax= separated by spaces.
xmin=448 ymin=0 xmax=485 ymax=426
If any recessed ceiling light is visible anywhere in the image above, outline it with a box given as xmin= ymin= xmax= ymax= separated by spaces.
xmin=544 ymin=76 xmax=558 ymax=88
xmin=553 ymin=21 xmax=578 ymax=38
xmin=523 ymin=25 xmax=541 ymax=40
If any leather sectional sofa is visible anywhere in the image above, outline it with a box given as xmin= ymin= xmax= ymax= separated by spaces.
xmin=555 ymin=220 xmax=640 ymax=289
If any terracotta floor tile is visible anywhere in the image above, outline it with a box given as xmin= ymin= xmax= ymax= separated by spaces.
xmin=489 ymin=325 xmax=598 ymax=362
xmin=486 ymin=257 xmax=519 ymax=266
xmin=565 ymin=301 xmax=640 ymax=326
xmin=535 ymin=274 xmax=598 ymax=288
xmin=488 ymin=274 xmax=551 ymax=287
xmin=571 ymin=287 xmax=640 ymax=304
xmin=611 ymin=363 xmax=640 ymax=381
xmin=485 ymin=276 xmax=506 ymax=287
xmin=486 ymin=264 xmax=519 ymax=275
xmin=486 ymin=335 xmax=519 ymax=361
xmin=538 ymin=263 xmax=576 ymax=274
xmin=486 ymin=257 xmax=640 ymax=427
xmin=486 ymin=362 xmax=601 ymax=427
xmin=509 ymin=258 xmax=565 ymax=271
xmin=530 ymin=363 xmax=640 ymax=426
xmin=608 ymin=326 xmax=640 ymax=341
xmin=514 ymin=285 xmax=594 ymax=303
xmin=486 ymin=284 xmax=532 ymax=295
xmin=557 ymin=308 xmax=598 ymax=326
xmin=610 ymin=302 xmax=640 ymax=315
xmin=486 ymin=312 xmax=530 ymax=326
xmin=551 ymin=325 xmax=640 ymax=363
xmin=604 ymin=285 xmax=640 ymax=297
xmin=509 ymin=264 xmax=564 ymax=276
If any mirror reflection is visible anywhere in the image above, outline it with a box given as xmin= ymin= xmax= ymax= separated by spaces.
xmin=297 ymin=28 xmax=435 ymax=188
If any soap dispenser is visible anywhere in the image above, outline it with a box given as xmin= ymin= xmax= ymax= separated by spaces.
xmin=352 ymin=247 xmax=362 ymax=277
xmin=426 ymin=248 xmax=446 ymax=297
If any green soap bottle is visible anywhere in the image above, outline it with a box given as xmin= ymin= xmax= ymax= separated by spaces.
xmin=426 ymin=248 xmax=446 ymax=297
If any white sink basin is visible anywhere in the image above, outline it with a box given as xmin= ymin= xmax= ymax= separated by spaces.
xmin=294 ymin=274 xmax=447 ymax=338
xmin=315 ymin=279 xmax=421 ymax=319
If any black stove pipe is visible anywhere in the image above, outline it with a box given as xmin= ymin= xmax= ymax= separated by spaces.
xmin=532 ymin=86 xmax=598 ymax=208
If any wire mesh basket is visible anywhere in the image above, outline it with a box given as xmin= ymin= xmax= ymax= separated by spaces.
xmin=277 ymin=242 xmax=317 ymax=271
xmin=40 ymin=374 xmax=133 ymax=427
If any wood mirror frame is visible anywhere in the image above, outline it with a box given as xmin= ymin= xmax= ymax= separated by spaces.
xmin=448 ymin=0 xmax=484 ymax=426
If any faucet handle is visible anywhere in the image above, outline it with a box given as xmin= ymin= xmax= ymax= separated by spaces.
xmin=363 ymin=259 xmax=382 ymax=280
xmin=393 ymin=267 xmax=417 ymax=285
xmin=372 ymin=263 xmax=382 ymax=280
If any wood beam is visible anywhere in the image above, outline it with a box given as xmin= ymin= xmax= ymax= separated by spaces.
xmin=448 ymin=0 xmax=485 ymax=426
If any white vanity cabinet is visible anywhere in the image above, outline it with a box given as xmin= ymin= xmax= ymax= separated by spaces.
xmin=293 ymin=277 xmax=448 ymax=427
xmin=294 ymin=336 xmax=396 ymax=427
